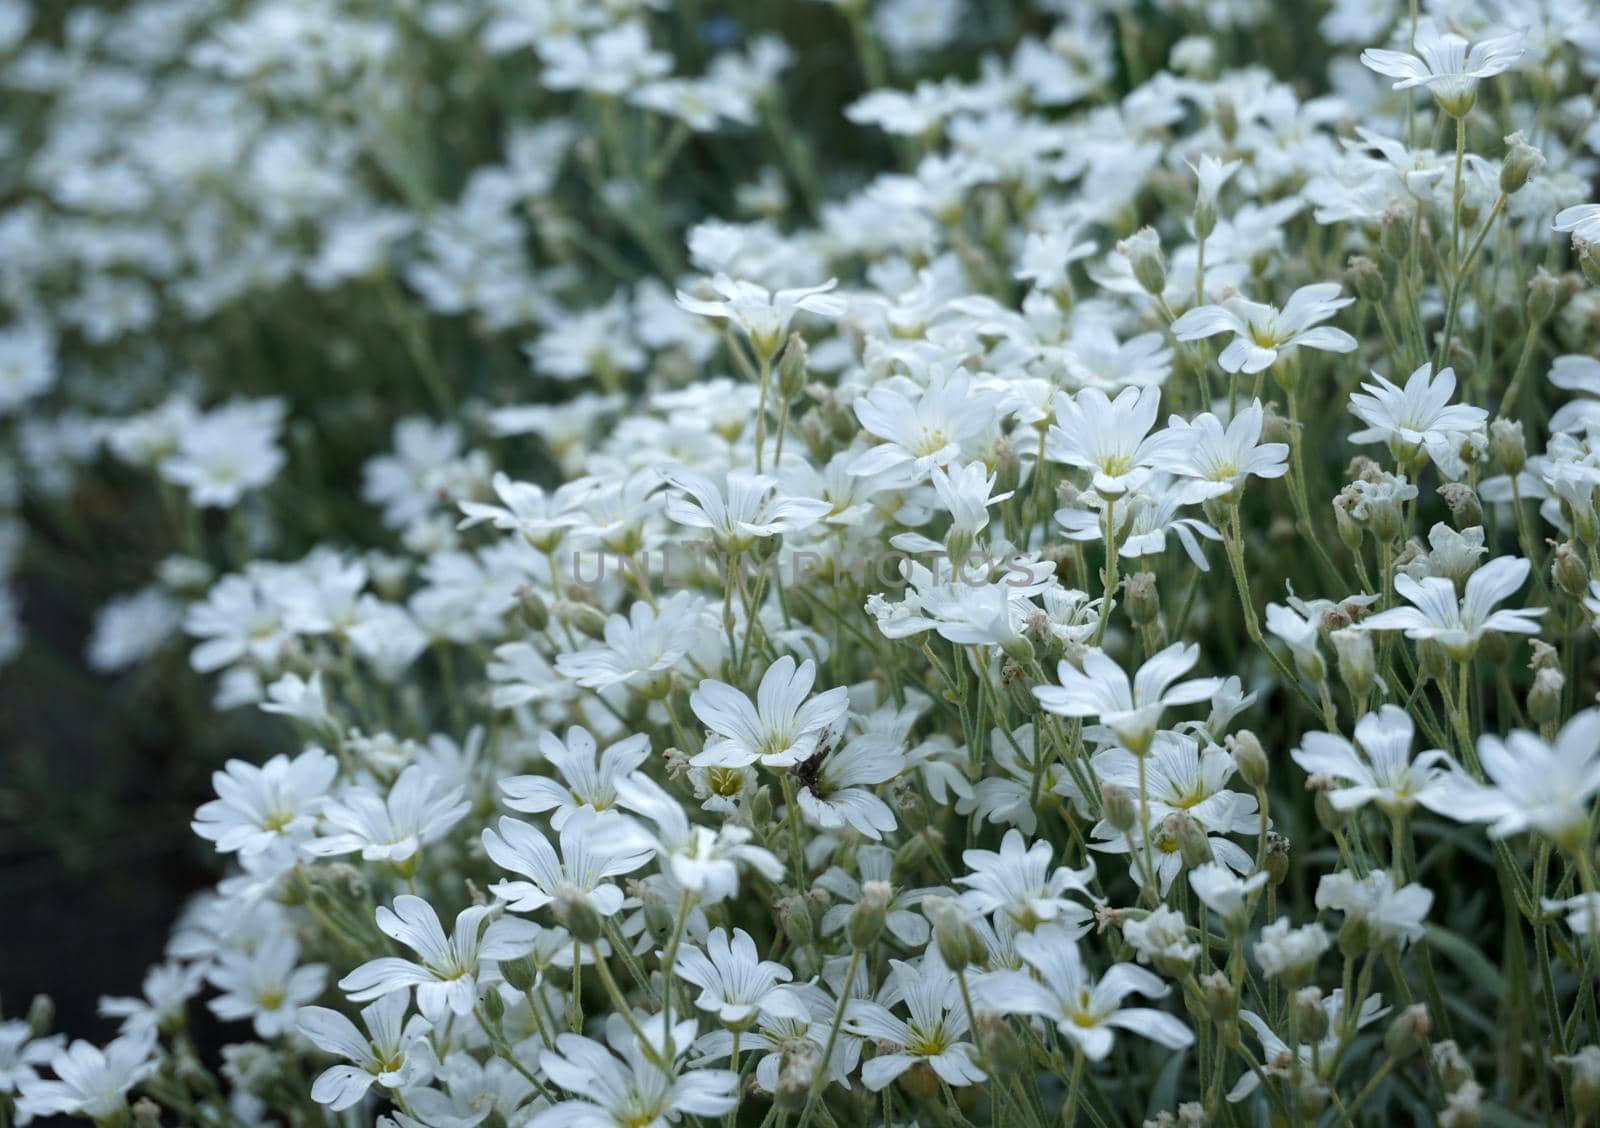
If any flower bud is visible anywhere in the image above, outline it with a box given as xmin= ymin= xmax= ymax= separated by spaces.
xmin=1164 ymin=811 xmax=1212 ymax=869
xmin=751 ymin=785 xmax=774 ymax=827
xmin=895 ymin=833 xmax=931 ymax=870
xmin=848 ymin=880 xmax=892 ymax=950
xmin=1500 ymin=131 xmax=1544 ymax=195
xmin=926 ymin=896 xmax=979 ymax=971
xmin=1528 ymin=666 xmax=1565 ymax=726
xmin=1123 ymin=571 xmax=1161 ymax=627
xmin=553 ymin=886 xmax=603 ymax=944
xmin=1330 ymin=627 xmax=1376 ymax=701
xmin=1380 ymin=203 xmax=1412 ymax=262
xmin=1554 ymin=541 xmax=1589 ymax=599
xmin=501 ymin=954 xmax=538 ymax=993
xmin=517 ymin=587 xmax=550 ymax=632
xmin=1228 ymin=731 xmax=1268 ymax=790
xmin=778 ymin=894 xmax=815 ymax=947
xmin=1200 ymin=970 xmax=1237 ymax=1026
xmin=1120 ymin=227 xmax=1167 ymax=295
xmin=1562 ymin=1046 xmax=1600 ymax=1117
xmin=1438 ymin=482 xmax=1483 ymax=528
xmin=1333 ymin=492 xmax=1364 ymax=551
xmin=27 ymin=995 xmax=53 ymax=1037
xmin=1384 ymin=1004 xmax=1431 ymax=1059
xmin=567 ymin=601 xmax=610 ymax=640
xmin=1418 ymin=638 xmax=1452 ymax=683
xmin=1345 ymin=255 xmax=1386 ymax=302
xmin=1432 ymin=1039 xmax=1474 ymax=1092
xmin=1338 ymin=911 xmax=1372 ymax=959
xmin=975 ymin=1011 xmax=1027 ymax=1073
xmin=1292 ymin=987 xmax=1328 ymax=1043
xmin=482 ymin=984 xmax=506 ymax=1024
xmin=1101 ymin=782 xmax=1138 ymax=833
xmin=775 ymin=1042 xmax=820 ymax=1110
xmin=132 ymin=1098 xmax=163 ymax=1128
xmin=1529 ymin=267 xmax=1561 ymax=323
xmin=776 ymin=333 xmax=809 ymax=403
xmin=1265 ymin=833 xmax=1291 ymax=885
xmin=1577 ymin=237 xmax=1600 ymax=288
xmin=1491 ymin=420 xmax=1527 ymax=476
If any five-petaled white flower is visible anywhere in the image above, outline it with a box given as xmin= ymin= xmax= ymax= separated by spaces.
xmin=1171 ymin=283 xmax=1356 ymax=374
xmin=1034 ymin=643 xmax=1221 ymax=756
xmin=1360 ymin=555 xmax=1543 ymax=660
xmin=690 ymin=655 xmax=849 ymax=769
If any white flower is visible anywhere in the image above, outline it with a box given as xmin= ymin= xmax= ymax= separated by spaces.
xmin=192 ymin=746 xmax=337 ymax=856
xmin=675 ymin=927 xmax=807 ymax=1027
xmin=978 ymin=927 xmax=1193 ymax=1061
xmin=554 ymin=591 xmax=713 ymax=692
xmin=1291 ymin=705 xmax=1453 ymax=814
xmin=306 ymin=766 xmax=471 ymax=867
xmin=843 ymin=958 xmax=986 ymax=1090
xmin=1349 ymin=364 xmax=1487 ymax=458
xmin=850 ymin=370 xmax=1003 ymax=482
xmin=0 ymin=1019 xmax=61 ymax=1100
xmin=483 ymin=809 xmax=654 ymax=917
xmin=1360 ymin=555 xmax=1544 ymax=660
xmin=1315 ymin=869 xmax=1433 ymax=948
xmin=16 ymin=1032 xmax=158 ymax=1123
xmin=1555 ymin=204 xmax=1600 ymax=245
xmin=793 ymin=733 xmax=902 ymax=841
xmin=339 ymin=895 xmax=539 ymax=1023
xmin=1170 ymin=283 xmax=1356 ymax=375
xmin=664 ymin=466 xmax=832 ymax=551
xmin=98 ymin=962 xmax=206 ymax=1039
xmin=207 ymin=934 xmax=327 ymax=1038
xmin=956 ymin=828 xmax=1096 ymax=934
xmin=1122 ymin=906 xmax=1201 ymax=971
xmin=1154 ymin=399 xmax=1288 ymax=502
xmin=675 ymin=275 xmax=844 ymax=357
xmin=500 ymin=727 xmax=650 ymax=828
xmin=1253 ymin=917 xmax=1329 ymax=983
xmin=1045 ymin=385 xmax=1170 ymax=499
xmin=618 ymin=776 xmax=784 ymax=903
xmin=159 ymin=399 xmax=287 ymax=509
xmin=1361 ymin=22 xmax=1524 ymax=115
xmin=1034 ymin=643 xmax=1221 ymax=756
xmin=690 ymin=655 xmax=849 ymax=769
xmin=535 ymin=1013 xmax=739 ymax=1127
xmin=456 ymin=471 xmax=585 ymax=551
xmin=930 ymin=461 xmax=1014 ymax=537
xmin=297 ymin=994 xmax=433 ymax=1111
xmin=1432 ymin=710 xmax=1600 ymax=844
xmin=1227 ymin=990 xmax=1388 ymax=1102
xmin=1188 ymin=862 xmax=1268 ymax=926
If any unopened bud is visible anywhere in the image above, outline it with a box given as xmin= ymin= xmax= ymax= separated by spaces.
xmin=1432 ymin=1039 xmax=1473 ymax=1092
xmin=1228 ymin=731 xmax=1268 ymax=790
xmin=1562 ymin=1045 xmax=1600 ymax=1116
xmin=926 ymin=897 xmax=979 ymax=971
xmin=132 ymin=1098 xmax=164 ymax=1128
xmin=849 ymin=881 xmax=892 ymax=950
xmin=1292 ymin=987 xmax=1328 ymax=1043
xmin=517 ymin=587 xmax=549 ymax=632
xmin=1438 ymin=482 xmax=1483 ymax=528
xmin=777 ymin=333 xmax=809 ymax=403
xmin=1331 ymin=627 xmax=1376 ymax=701
xmin=1164 ymin=811 xmax=1212 ymax=869
xmin=501 ymin=954 xmax=538 ymax=993
xmin=1380 ymin=203 xmax=1412 ymax=262
xmin=1384 ymin=1004 xmax=1432 ymax=1059
xmin=553 ymin=887 xmax=603 ymax=944
xmin=481 ymin=984 xmax=506 ymax=1023
xmin=1555 ymin=541 xmax=1589 ymax=598
xmin=1101 ymin=782 xmax=1138 ymax=833
xmin=1578 ymin=237 xmax=1600 ymax=288
xmin=1500 ymin=131 xmax=1544 ymax=195
xmin=1529 ymin=666 xmax=1565 ymax=725
xmin=1265 ymin=833 xmax=1291 ymax=885
xmin=1120 ymin=227 xmax=1167 ymax=295
xmin=1200 ymin=970 xmax=1237 ymax=1025
xmin=27 ymin=995 xmax=53 ymax=1037
xmin=1529 ymin=267 xmax=1561 ymax=323
xmin=567 ymin=602 xmax=610 ymax=640
xmin=975 ymin=1011 xmax=1026 ymax=1072
xmin=1346 ymin=255 xmax=1386 ymax=302
xmin=778 ymin=894 xmax=814 ymax=947
xmin=1124 ymin=572 xmax=1160 ymax=626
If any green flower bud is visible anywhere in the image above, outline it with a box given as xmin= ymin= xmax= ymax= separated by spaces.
xmin=778 ymin=894 xmax=815 ymax=948
xmin=926 ymin=896 xmax=979 ymax=971
xmin=1229 ymin=731 xmax=1268 ymax=790
xmin=1529 ymin=266 xmax=1561 ymax=323
xmin=776 ymin=333 xmax=809 ymax=403
xmin=1438 ymin=482 xmax=1484 ymax=528
xmin=1555 ymin=541 xmax=1590 ymax=599
xmin=1384 ymin=1004 xmax=1432 ymax=1060
xmin=517 ymin=587 xmax=550 ymax=632
xmin=482 ymin=984 xmax=506 ymax=1024
xmin=1165 ymin=811 xmax=1212 ymax=869
xmin=1120 ymin=227 xmax=1167 ymax=295
xmin=1265 ymin=833 xmax=1291 ymax=885
xmin=1528 ymin=666 xmax=1565 ymax=726
xmin=1101 ymin=782 xmax=1137 ymax=833
xmin=501 ymin=954 xmax=538 ymax=993
xmin=1561 ymin=1046 xmax=1600 ymax=1116
xmin=1346 ymin=255 xmax=1386 ymax=302
xmin=1380 ymin=203 xmax=1412 ymax=262
xmin=1292 ymin=987 xmax=1328 ymax=1043
xmin=1331 ymin=627 xmax=1376 ymax=702
xmin=1123 ymin=571 xmax=1160 ymax=627
xmin=1577 ymin=238 xmax=1600 ymax=288
xmin=848 ymin=880 xmax=892 ymax=950
xmin=1500 ymin=131 xmax=1544 ymax=195
xmin=553 ymin=887 xmax=603 ymax=944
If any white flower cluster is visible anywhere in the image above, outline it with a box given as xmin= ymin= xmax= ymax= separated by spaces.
xmin=6 ymin=0 xmax=1600 ymax=1125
